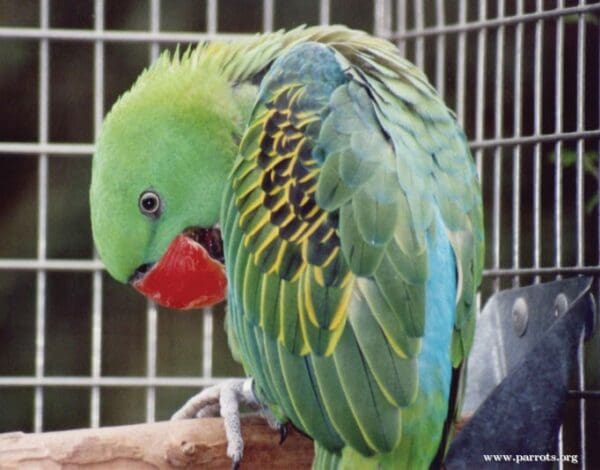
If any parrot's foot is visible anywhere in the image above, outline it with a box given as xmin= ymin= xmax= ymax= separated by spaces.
xmin=171 ymin=378 xmax=261 ymax=469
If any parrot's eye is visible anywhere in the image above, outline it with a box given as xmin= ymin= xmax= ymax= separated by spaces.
xmin=138 ymin=190 xmax=162 ymax=217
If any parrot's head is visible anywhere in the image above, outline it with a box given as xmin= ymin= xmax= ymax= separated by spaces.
xmin=90 ymin=51 xmax=242 ymax=309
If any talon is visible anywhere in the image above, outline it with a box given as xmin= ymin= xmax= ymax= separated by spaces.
xmin=279 ymin=424 xmax=289 ymax=445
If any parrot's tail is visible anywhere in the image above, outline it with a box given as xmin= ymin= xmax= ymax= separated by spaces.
xmin=313 ymin=443 xmax=384 ymax=470
xmin=313 ymin=441 xmax=437 ymax=470
xmin=313 ymin=443 xmax=341 ymax=470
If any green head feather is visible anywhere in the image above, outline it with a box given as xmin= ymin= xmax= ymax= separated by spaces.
xmin=90 ymin=49 xmax=242 ymax=283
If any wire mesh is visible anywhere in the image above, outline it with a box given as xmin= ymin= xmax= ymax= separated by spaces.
xmin=0 ymin=0 xmax=598 ymax=467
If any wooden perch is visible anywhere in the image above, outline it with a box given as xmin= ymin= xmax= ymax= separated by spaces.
xmin=0 ymin=416 xmax=314 ymax=469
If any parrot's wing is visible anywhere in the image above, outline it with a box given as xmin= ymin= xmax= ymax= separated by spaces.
xmin=225 ymin=35 xmax=483 ymax=357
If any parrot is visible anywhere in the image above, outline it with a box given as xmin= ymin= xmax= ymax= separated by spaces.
xmin=90 ymin=26 xmax=484 ymax=469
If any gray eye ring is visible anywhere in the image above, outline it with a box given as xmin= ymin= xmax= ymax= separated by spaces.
xmin=139 ymin=190 xmax=162 ymax=217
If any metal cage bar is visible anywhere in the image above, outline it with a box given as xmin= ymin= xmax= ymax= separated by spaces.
xmin=575 ymin=2 xmax=588 ymax=464
xmin=91 ymin=0 xmax=105 ymax=430
xmin=455 ymin=0 xmax=467 ymax=127
xmin=319 ymin=0 xmax=330 ymax=26
xmin=34 ymin=0 xmax=50 ymax=434
xmin=533 ymin=0 xmax=543 ymax=284
xmin=492 ymin=0 xmax=505 ymax=293
xmin=474 ymin=0 xmax=487 ymax=193
xmin=263 ymin=0 xmax=274 ymax=32
xmin=513 ymin=0 xmax=524 ymax=290
xmin=145 ymin=0 xmax=161 ymax=424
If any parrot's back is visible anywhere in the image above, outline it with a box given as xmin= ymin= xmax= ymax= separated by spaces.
xmin=219 ymin=26 xmax=484 ymax=469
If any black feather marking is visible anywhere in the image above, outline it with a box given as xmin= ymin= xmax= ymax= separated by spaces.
xmin=283 ymin=125 xmax=301 ymax=137
xmin=307 ymin=236 xmax=334 ymax=266
xmin=234 ymin=69 xmax=349 ymax=284
xmin=298 ymin=139 xmax=313 ymax=162
xmin=271 ymin=203 xmax=292 ymax=225
xmin=289 ymin=184 xmax=305 ymax=207
xmin=327 ymin=211 xmax=339 ymax=227
xmin=308 ymin=221 xmax=330 ymax=240
xmin=274 ymin=89 xmax=290 ymax=110
xmin=260 ymin=170 xmax=277 ymax=194
xmin=320 ymin=252 xmax=346 ymax=287
xmin=257 ymin=150 xmax=275 ymax=169
xmin=271 ymin=110 xmax=287 ymax=127
xmin=273 ymin=169 xmax=288 ymax=186
xmin=281 ymin=137 xmax=297 ymax=155
xmin=298 ymin=178 xmax=316 ymax=194
xmin=275 ymin=133 xmax=292 ymax=155
xmin=292 ymin=160 xmax=310 ymax=180
xmin=263 ymin=190 xmax=283 ymax=209
xmin=279 ymin=247 xmax=304 ymax=280
xmin=259 ymin=133 xmax=275 ymax=154
xmin=273 ymin=157 xmax=292 ymax=177
xmin=279 ymin=216 xmax=305 ymax=240
xmin=265 ymin=117 xmax=279 ymax=136
xmin=297 ymin=198 xmax=317 ymax=220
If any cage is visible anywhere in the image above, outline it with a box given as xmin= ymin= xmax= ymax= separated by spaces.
xmin=0 ymin=0 xmax=599 ymax=468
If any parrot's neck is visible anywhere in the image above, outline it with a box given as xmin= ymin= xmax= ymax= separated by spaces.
xmin=230 ymin=82 xmax=260 ymax=130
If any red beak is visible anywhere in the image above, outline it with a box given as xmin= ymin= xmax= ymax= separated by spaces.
xmin=131 ymin=233 xmax=227 ymax=310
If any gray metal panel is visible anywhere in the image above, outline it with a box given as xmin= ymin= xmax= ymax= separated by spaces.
xmin=463 ymin=276 xmax=595 ymax=415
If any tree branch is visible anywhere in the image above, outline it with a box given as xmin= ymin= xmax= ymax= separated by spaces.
xmin=0 ymin=416 xmax=314 ymax=469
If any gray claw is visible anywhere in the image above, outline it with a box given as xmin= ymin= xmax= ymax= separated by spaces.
xmin=279 ymin=423 xmax=288 ymax=445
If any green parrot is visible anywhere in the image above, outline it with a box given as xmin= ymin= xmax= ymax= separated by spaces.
xmin=90 ymin=26 xmax=484 ymax=469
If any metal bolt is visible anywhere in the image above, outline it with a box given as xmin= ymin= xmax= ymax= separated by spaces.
xmin=512 ymin=297 xmax=528 ymax=337
xmin=553 ymin=293 xmax=569 ymax=318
